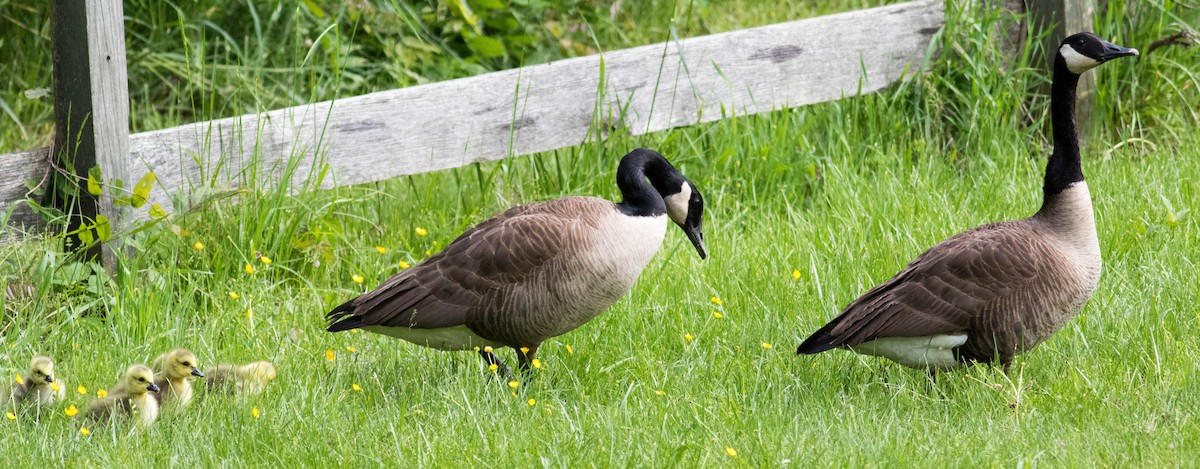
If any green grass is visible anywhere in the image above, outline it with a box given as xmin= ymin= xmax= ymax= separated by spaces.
xmin=3 ymin=0 xmax=1200 ymax=466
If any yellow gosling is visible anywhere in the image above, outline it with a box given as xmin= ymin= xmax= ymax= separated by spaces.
xmin=205 ymin=361 xmax=277 ymax=395
xmin=84 ymin=365 xmax=160 ymax=427
xmin=0 ymin=356 xmax=65 ymax=407
xmin=150 ymin=349 xmax=204 ymax=410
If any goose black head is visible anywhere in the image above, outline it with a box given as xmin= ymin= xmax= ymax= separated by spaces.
xmin=658 ymin=176 xmax=707 ymax=260
xmin=29 ymin=356 xmax=55 ymax=385
xmin=1058 ymin=32 xmax=1138 ymax=75
xmin=616 ymin=148 xmax=708 ymax=259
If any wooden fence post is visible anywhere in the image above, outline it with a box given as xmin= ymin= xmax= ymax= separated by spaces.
xmin=49 ymin=0 xmax=131 ymax=270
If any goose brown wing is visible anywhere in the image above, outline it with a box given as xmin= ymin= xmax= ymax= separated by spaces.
xmin=327 ymin=200 xmax=595 ymax=330
xmin=799 ymin=224 xmax=1044 ymax=353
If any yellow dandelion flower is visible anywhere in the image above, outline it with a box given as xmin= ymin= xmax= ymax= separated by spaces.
xmin=425 ymin=250 xmax=431 ymax=257
xmin=508 ymin=380 xmax=520 ymax=389
xmin=77 ymin=385 xmax=87 ymax=395
xmin=711 ymin=297 xmax=723 ymax=305
xmin=14 ymin=374 xmax=23 ymax=385
xmin=50 ymin=382 xmax=61 ymax=392
xmin=350 ymin=328 xmax=360 ymax=334
xmin=352 ymin=275 xmax=364 ymax=284
xmin=527 ymin=398 xmax=536 ymax=406
xmin=246 ymin=308 xmax=253 ymax=319
xmin=565 ymin=344 xmax=574 ymax=354
xmin=398 ymin=260 xmax=411 ymax=269
xmin=227 ymin=291 xmax=240 ymax=300
xmin=193 ymin=242 xmax=204 ymax=250
xmin=244 ymin=263 xmax=256 ymax=274
xmin=251 ymin=407 xmax=260 ymax=419
xmin=352 ymin=383 xmax=362 ymax=392
xmin=64 ymin=405 xmax=79 ymax=417
xmin=80 ymin=427 xmax=91 ymax=436
xmin=415 ymin=227 xmax=429 ymax=236
xmin=346 ymin=346 xmax=357 ymax=353
xmin=488 ymin=364 xmax=499 ymax=372
xmin=375 ymin=246 xmax=388 ymax=254
xmin=713 ymin=312 xmax=724 ymax=319
xmin=761 ymin=342 xmax=773 ymax=349
xmin=5 ymin=412 xmax=14 ymax=421
xmin=519 ymin=347 xmax=530 ymax=354
xmin=531 ymin=359 xmax=542 ymax=369
xmin=684 ymin=333 xmax=694 ymax=341
xmin=655 ymin=390 xmax=665 ymax=396
xmin=260 ymin=256 xmax=272 ymax=265
xmin=325 ymin=349 xmax=336 ymax=362
xmin=792 ymin=269 xmax=802 ymax=279
xmin=96 ymin=389 xmax=107 ymax=399
xmin=725 ymin=447 xmax=738 ymax=457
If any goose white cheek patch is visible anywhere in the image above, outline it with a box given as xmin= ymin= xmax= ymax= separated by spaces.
xmin=664 ymin=182 xmax=691 ymax=225
xmin=1060 ymin=44 xmax=1099 ymax=74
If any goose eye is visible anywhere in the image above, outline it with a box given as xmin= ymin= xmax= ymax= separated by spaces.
xmin=139 ymin=377 xmax=147 ymax=382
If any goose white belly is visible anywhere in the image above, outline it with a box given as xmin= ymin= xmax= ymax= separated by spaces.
xmin=851 ymin=334 xmax=969 ymax=370
xmin=365 ymin=325 xmax=502 ymax=351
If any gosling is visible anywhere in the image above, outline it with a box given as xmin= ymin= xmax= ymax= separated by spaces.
xmin=148 ymin=349 xmax=204 ymax=409
xmin=205 ymin=361 xmax=276 ymax=395
xmin=1 ymin=356 xmax=65 ymax=406
xmin=84 ymin=365 xmax=161 ymax=427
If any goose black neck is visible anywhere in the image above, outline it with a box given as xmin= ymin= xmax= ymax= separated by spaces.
xmin=1042 ymin=57 xmax=1083 ymax=203
xmin=615 ymin=149 xmax=670 ymax=217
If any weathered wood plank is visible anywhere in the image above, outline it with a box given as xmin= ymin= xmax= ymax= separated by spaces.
xmin=47 ymin=0 xmax=131 ymax=265
xmin=0 ymin=149 xmax=48 ymax=233
xmin=2 ymin=0 xmax=943 ymax=229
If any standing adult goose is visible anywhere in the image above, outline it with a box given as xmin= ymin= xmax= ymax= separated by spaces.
xmin=327 ymin=148 xmax=706 ymax=373
xmin=796 ymin=33 xmax=1138 ymax=372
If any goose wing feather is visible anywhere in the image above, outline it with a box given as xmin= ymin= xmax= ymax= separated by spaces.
xmin=800 ymin=223 xmax=1048 ymax=352
xmin=330 ymin=198 xmax=599 ymax=330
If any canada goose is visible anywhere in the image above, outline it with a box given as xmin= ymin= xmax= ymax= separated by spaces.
xmin=204 ymin=361 xmax=277 ymax=395
xmin=327 ymin=148 xmax=706 ymax=373
xmin=796 ymin=33 xmax=1138 ymax=372
xmin=84 ymin=365 xmax=161 ymax=427
xmin=0 ymin=356 xmax=65 ymax=406
xmin=147 ymin=349 xmax=204 ymax=409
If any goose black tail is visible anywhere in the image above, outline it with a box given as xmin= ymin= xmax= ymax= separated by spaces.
xmin=325 ymin=299 xmax=363 ymax=332
xmin=795 ymin=320 xmax=844 ymax=355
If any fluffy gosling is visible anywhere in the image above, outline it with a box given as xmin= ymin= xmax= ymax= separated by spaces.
xmin=205 ymin=361 xmax=276 ymax=395
xmin=148 ymin=348 xmax=204 ymax=409
xmin=84 ymin=365 xmax=161 ymax=427
xmin=1 ymin=356 xmax=65 ymax=406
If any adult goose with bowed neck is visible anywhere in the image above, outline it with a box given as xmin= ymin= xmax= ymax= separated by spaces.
xmin=327 ymin=148 xmax=706 ymax=373
xmin=796 ymin=33 xmax=1138 ymax=372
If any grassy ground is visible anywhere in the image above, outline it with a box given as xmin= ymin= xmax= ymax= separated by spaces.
xmin=3 ymin=0 xmax=1200 ymax=466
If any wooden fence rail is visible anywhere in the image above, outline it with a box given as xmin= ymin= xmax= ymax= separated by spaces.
xmin=0 ymin=0 xmax=1098 ymax=259
xmin=1 ymin=0 xmax=944 ymax=244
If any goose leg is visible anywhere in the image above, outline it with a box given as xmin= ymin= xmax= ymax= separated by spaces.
xmin=515 ymin=344 xmax=540 ymax=373
xmin=478 ymin=349 xmax=510 ymax=377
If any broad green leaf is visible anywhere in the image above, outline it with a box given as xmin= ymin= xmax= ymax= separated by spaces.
xmin=131 ymin=172 xmax=157 ymax=208
xmin=87 ymin=166 xmax=104 ymax=196
xmin=77 ymin=227 xmax=93 ymax=245
xmin=149 ymin=203 xmax=167 ymax=218
xmin=466 ymin=35 xmax=506 ymax=58
xmin=473 ymin=0 xmax=506 ymax=10
xmin=95 ymin=215 xmax=112 ymax=242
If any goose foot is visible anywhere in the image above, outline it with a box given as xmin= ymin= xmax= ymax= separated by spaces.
xmin=478 ymin=349 xmax=511 ymax=377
